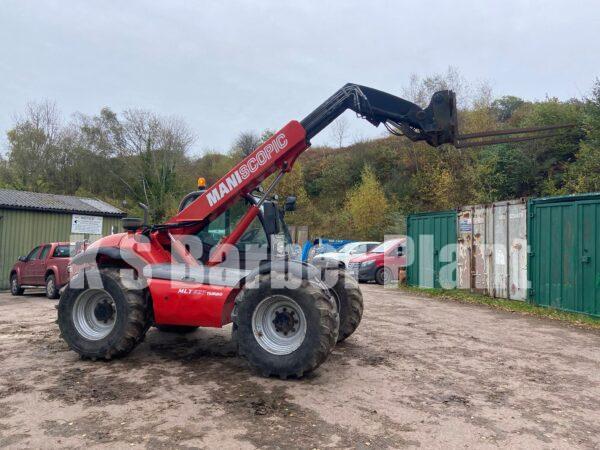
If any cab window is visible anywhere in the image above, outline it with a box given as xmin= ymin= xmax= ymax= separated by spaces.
xmin=238 ymin=217 xmax=268 ymax=246
xmin=197 ymin=199 xmax=246 ymax=246
xmin=53 ymin=245 xmax=71 ymax=258
xmin=196 ymin=198 xmax=268 ymax=248
xmin=39 ymin=245 xmax=51 ymax=260
xmin=26 ymin=246 xmax=41 ymax=261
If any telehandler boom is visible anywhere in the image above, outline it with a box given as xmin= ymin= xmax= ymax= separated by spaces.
xmin=58 ymin=84 xmax=571 ymax=378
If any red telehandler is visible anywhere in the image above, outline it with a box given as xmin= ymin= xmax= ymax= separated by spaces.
xmin=58 ymin=84 xmax=571 ymax=378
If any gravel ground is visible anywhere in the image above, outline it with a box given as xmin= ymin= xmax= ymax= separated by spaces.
xmin=0 ymin=284 xmax=599 ymax=449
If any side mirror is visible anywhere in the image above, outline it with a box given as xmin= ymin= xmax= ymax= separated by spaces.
xmin=262 ymin=202 xmax=279 ymax=235
xmin=284 ymin=196 xmax=297 ymax=212
xmin=18 ymin=256 xmax=27 ymax=262
xmin=397 ymin=247 xmax=404 ymax=256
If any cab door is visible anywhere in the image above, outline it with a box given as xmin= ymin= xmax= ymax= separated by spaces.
xmin=235 ymin=215 xmax=270 ymax=270
xmin=21 ymin=246 xmax=41 ymax=285
xmin=32 ymin=245 xmax=51 ymax=285
xmin=193 ymin=197 xmax=270 ymax=271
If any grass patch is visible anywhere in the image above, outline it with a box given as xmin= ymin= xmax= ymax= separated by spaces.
xmin=399 ymin=285 xmax=600 ymax=330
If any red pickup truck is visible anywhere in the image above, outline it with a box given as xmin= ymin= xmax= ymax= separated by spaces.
xmin=10 ymin=242 xmax=76 ymax=299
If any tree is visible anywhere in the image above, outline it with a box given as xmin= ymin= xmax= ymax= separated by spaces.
xmin=0 ymin=156 xmax=10 ymax=188
xmin=491 ymin=96 xmax=525 ymax=122
xmin=474 ymin=145 xmax=534 ymax=202
xmin=563 ymin=79 xmax=600 ymax=193
xmin=260 ymin=129 xmax=274 ymax=144
xmin=329 ymin=117 xmax=348 ymax=148
xmin=516 ymin=98 xmax=584 ymax=194
xmin=273 ymin=162 xmax=321 ymax=231
xmin=5 ymin=100 xmax=62 ymax=191
xmin=232 ymin=131 xmax=261 ymax=157
xmin=402 ymin=66 xmax=471 ymax=109
xmin=74 ymin=108 xmax=195 ymax=221
xmin=562 ymin=142 xmax=600 ymax=192
xmin=119 ymin=110 xmax=195 ymax=221
xmin=344 ymin=166 xmax=391 ymax=240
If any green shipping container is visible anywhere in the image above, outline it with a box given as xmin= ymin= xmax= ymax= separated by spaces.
xmin=407 ymin=210 xmax=457 ymax=288
xmin=528 ymin=193 xmax=600 ymax=317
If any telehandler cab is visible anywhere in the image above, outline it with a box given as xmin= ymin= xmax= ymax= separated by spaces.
xmin=58 ymin=84 xmax=571 ymax=378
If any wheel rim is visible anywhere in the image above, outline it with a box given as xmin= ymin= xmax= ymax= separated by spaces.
xmin=251 ymin=295 xmax=307 ymax=355
xmin=72 ymin=289 xmax=117 ymax=340
xmin=11 ymin=276 xmax=18 ymax=292
xmin=47 ymin=277 xmax=55 ymax=296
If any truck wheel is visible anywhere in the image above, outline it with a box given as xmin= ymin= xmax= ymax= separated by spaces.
xmin=156 ymin=325 xmax=199 ymax=334
xmin=10 ymin=273 xmax=24 ymax=296
xmin=328 ymin=269 xmax=363 ymax=342
xmin=58 ymin=269 xmax=150 ymax=360
xmin=233 ymin=273 xmax=339 ymax=379
xmin=45 ymin=274 xmax=59 ymax=299
xmin=375 ymin=266 xmax=392 ymax=285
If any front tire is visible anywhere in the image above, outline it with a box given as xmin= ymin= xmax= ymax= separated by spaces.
xmin=233 ymin=273 xmax=339 ymax=379
xmin=46 ymin=274 xmax=59 ymax=299
xmin=10 ymin=273 xmax=24 ymax=296
xmin=58 ymin=269 xmax=150 ymax=360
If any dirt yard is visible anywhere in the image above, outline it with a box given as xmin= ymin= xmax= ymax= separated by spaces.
xmin=0 ymin=284 xmax=599 ymax=449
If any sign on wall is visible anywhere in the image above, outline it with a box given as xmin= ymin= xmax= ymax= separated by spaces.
xmin=71 ymin=214 xmax=103 ymax=235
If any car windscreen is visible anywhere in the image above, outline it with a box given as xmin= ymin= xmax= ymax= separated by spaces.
xmin=370 ymin=241 xmax=397 ymax=253
xmin=337 ymin=243 xmax=355 ymax=253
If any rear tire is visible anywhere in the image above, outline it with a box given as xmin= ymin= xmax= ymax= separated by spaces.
xmin=233 ymin=273 xmax=339 ymax=379
xmin=58 ymin=269 xmax=150 ymax=360
xmin=46 ymin=274 xmax=59 ymax=299
xmin=156 ymin=325 xmax=198 ymax=334
xmin=10 ymin=273 xmax=24 ymax=296
xmin=327 ymin=269 xmax=363 ymax=342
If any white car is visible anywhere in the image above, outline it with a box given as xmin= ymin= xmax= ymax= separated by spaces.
xmin=312 ymin=241 xmax=381 ymax=268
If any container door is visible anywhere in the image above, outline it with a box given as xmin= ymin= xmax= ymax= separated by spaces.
xmin=533 ymin=203 xmax=578 ymax=311
xmin=407 ymin=212 xmax=457 ymax=289
xmin=472 ymin=206 xmax=488 ymax=293
xmin=579 ymin=202 xmax=599 ymax=316
xmin=435 ymin=214 xmax=457 ymax=289
xmin=457 ymin=209 xmax=472 ymax=290
xmin=415 ymin=218 xmax=435 ymax=288
xmin=492 ymin=204 xmax=509 ymax=298
xmin=508 ymin=202 xmax=527 ymax=300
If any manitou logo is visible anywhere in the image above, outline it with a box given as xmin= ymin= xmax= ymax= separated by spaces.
xmin=206 ymin=133 xmax=289 ymax=207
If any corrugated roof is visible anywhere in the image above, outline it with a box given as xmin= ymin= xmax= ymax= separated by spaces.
xmin=0 ymin=189 xmax=125 ymax=216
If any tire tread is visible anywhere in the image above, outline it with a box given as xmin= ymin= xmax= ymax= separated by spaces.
xmin=234 ymin=273 xmax=338 ymax=379
xmin=58 ymin=268 xmax=150 ymax=360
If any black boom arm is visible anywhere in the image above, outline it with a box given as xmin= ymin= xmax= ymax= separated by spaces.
xmin=301 ymin=83 xmax=573 ymax=148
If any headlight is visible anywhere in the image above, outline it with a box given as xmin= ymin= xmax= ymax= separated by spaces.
xmin=361 ymin=260 xmax=375 ymax=267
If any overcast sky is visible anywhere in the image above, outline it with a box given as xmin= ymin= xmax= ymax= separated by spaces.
xmin=1 ymin=0 xmax=599 ymax=153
